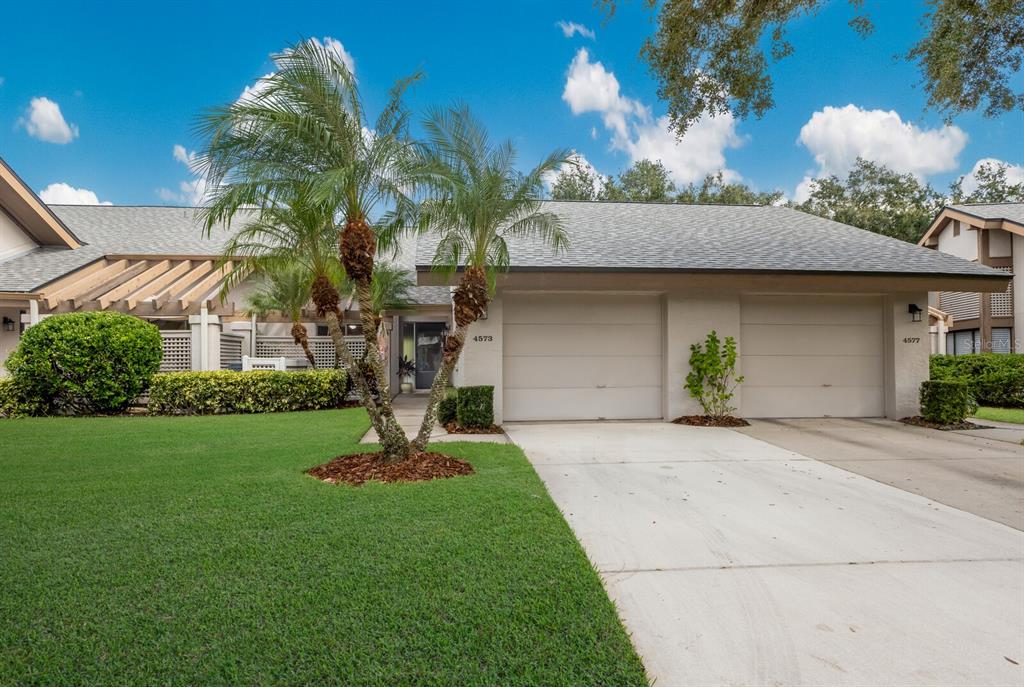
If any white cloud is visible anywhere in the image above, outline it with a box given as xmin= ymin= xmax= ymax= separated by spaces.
xmin=38 ymin=182 xmax=110 ymax=205
xmin=20 ymin=97 xmax=78 ymax=144
xmin=238 ymin=72 xmax=274 ymax=102
xmin=563 ymin=48 xmax=646 ymax=144
xmin=957 ymin=157 xmax=1024 ymax=195
xmin=562 ymin=48 xmax=743 ymax=185
xmin=158 ymin=145 xmax=208 ymax=205
xmin=557 ymin=21 xmax=595 ymax=40
xmin=624 ymin=114 xmax=744 ymax=186
xmin=797 ymin=104 xmax=967 ymax=179
xmin=590 ymin=126 xmax=598 ymax=140
xmin=793 ymin=175 xmax=817 ymax=203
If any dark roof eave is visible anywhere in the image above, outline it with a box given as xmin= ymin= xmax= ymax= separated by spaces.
xmin=414 ymin=264 xmax=1011 ymax=280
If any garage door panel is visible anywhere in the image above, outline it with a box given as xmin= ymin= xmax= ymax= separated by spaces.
xmin=502 ymin=293 xmax=663 ymax=421
xmin=504 ymin=293 xmax=661 ymax=325
xmin=742 ymin=355 xmax=882 ymax=388
xmin=504 ymin=355 xmax=662 ymax=390
xmin=741 ymin=295 xmax=883 ymax=325
xmin=505 ymin=323 xmax=662 ymax=357
xmin=743 ymin=386 xmax=884 ymax=418
xmin=504 ymin=387 xmax=662 ymax=421
xmin=740 ymin=295 xmax=884 ymax=418
xmin=740 ymin=324 xmax=881 ymax=356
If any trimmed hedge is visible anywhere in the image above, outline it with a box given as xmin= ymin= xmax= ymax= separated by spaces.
xmin=930 ymin=354 xmax=1024 ymax=408
xmin=456 ymin=385 xmax=494 ymax=429
xmin=5 ymin=311 xmax=162 ymax=415
xmin=148 ymin=369 xmax=348 ymax=415
xmin=438 ymin=388 xmax=458 ymax=425
xmin=920 ymin=380 xmax=974 ymax=424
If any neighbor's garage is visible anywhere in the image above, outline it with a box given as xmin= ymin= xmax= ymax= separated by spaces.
xmin=502 ymin=292 xmax=663 ymax=421
xmin=740 ymin=295 xmax=885 ymax=417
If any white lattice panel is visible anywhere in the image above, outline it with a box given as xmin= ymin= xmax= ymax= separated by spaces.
xmin=990 ymin=267 xmax=1014 ymax=318
xmin=255 ymin=335 xmax=366 ymax=369
xmin=220 ymin=334 xmax=244 ymax=369
xmin=160 ymin=332 xmax=191 ymax=372
xmin=939 ymin=291 xmax=981 ymax=321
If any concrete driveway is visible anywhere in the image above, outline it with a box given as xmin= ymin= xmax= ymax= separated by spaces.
xmin=505 ymin=422 xmax=1024 ymax=686
xmin=739 ymin=418 xmax=1024 ymax=530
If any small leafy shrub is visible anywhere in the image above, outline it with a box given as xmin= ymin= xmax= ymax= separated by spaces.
xmin=148 ymin=369 xmax=348 ymax=415
xmin=930 ymin=354 xmax=1024 ymax=408
xmin=5 ymin=311 xmax=162 ymax=415
xmin=456 ymin=385 xmax=494 ymax=428
xmin=438 ymin=388 xmax=458 ymax=425
xmin=919 ymin=379 xmax=974 ymax=425
xmin=685 ymin=330 xmax=744 ymax=419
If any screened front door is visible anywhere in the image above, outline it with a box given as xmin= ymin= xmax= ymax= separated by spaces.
xmin=414 ymin=322 xmax=445 ymax=389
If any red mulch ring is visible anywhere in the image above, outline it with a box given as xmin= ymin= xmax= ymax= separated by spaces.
xmin=307 ymin=451 xmax=475 ymax=486
xmin=443 ymin=422 xmax=505 ymax=435
xmin=672 ymin=414 xmax=750 ymax=427
xmin=900 ymin=416 xmax=987 ymax=431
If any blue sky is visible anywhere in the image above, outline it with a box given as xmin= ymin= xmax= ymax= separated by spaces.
xmin=1 ymin=0 xmax=1021 ymax=206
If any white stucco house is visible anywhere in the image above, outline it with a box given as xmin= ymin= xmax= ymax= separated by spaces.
xmin=0 ymin=157 xmax=1011 ymax=423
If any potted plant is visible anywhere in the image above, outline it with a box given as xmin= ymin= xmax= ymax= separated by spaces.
xmin=398 ymin=356 xmax=416 ymax=394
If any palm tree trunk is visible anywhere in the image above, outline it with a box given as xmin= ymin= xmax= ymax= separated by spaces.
xmin=291 ymin=321 xmax=318 ymax=368
xmin=353 ymin=280 xmax=410 ymax=463
xmin=411 ymin=322 xmax=469 ymax=451
xmin=323 ymin=308 xmax=383 ymax=430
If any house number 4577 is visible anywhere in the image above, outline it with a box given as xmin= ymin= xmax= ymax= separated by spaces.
xmin=902 ymin=337 xmax=921 ymax=344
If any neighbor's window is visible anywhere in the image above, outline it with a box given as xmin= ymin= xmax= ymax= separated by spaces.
xmin=991 ymin=328 xmax=1012 ymax=354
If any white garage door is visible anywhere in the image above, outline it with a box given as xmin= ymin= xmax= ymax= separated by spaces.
xmin=740 ymin=295 xmax=884 ymax=417
xmin=503 ymin=293 xmax=662 ymax=421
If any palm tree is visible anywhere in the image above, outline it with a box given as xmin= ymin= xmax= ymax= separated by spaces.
xmin=410 ymin=105 xmax=570 ymax=449
xmin=196 ymin=40 xmax=424 ymax=461
xmin=245 ymin=265 xmax=318 ymax=368
xmin=367 ymin=263 xmax=415 ymax=328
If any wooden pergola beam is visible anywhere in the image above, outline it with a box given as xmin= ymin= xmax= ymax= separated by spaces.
xmin=43 ymin=259 xmax=126 ymax=308
xmin=72 ymin=261 xmax=151 ymax=309
xmin=179 ymin=261 xmax=232 ymax=311
xmin=126 ymin=260 xmax=192 ymax=310
xmin=98 ymin=260 xmax=171 ymax=309
xmin=153 ymin=260 xmax=213 ymax=309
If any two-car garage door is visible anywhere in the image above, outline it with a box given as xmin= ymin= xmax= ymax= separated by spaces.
xmin=502 ymin=293 xmax=662 ymax=421
xmin=500 ymin=292 xmax=885 ymax=421
xmin=740 ymin=295 xmax=885 ymax=417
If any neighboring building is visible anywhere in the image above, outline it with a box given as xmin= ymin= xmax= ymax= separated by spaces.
xmin=0 ymin=157 xmax=1011 ymax=422
xmin=919 ymin=203 xmax=1023 ymax=355
xmin=0 ymin=157 xmax=450 ymax=381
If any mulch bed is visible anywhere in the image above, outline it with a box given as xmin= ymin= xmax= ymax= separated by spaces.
xmin=443 ymin=422 xmax=505 ymax=435
xmin=900 ymin=416 xmax=989 ymax=431
xmin=307 ymin=451 xmax=475 ymax=486
xmin=672 ymin=414 xmax=750 ymax=427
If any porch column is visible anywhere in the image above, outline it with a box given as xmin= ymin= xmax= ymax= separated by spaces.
xmin=188 ymin=310 xmax=222 ymax=371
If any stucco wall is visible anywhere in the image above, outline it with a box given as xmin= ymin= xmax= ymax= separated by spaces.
xmin=989 ymin=229 xmax=1012 ymax=258
xmin=937 ymin=221 xmax=978 ymax=261
xmin=0 ymin=210 xmax=36 ymax=261
xmin=0 ymin=306 xmax=24 ymax=375
xmin=454 ymin=295 xmax=504 ymax=423
xmin=883 ymin=292 xmax=930 ymax=418
xmin=663 ymin=291 xmax=742 ymax=420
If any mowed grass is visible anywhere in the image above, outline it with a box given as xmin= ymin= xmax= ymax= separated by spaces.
xmin=973 ymin=406 xmax=1024 ymax=425
xmin=0 ymin=409 xmax=647 ymax=686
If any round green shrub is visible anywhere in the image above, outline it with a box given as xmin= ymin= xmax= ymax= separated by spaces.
xmin=6 ymin=312 xmax=163 ymax=415
xmin=919 ymin=379 xmax=974 ymax=425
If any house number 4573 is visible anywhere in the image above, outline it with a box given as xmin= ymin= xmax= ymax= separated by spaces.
xmin=473 ymin=335 xmax=493 ymax=342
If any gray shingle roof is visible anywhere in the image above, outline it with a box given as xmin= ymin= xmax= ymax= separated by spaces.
xmin=948 ymin=202 xmax=1024 ymax=225
xmin=0 ymin=205 xmax=454 ymax=306
xmin=0 ymin=205 xmax=246 ymax=292
xmin=415 ymin=201 xmax=1007 ymax=279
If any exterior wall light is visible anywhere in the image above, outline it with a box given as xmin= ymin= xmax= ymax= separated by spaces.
xmin=2 ymin=316 xmax=14 ymax=332
xmin=908 ymin=304 xmax=923 ymax=322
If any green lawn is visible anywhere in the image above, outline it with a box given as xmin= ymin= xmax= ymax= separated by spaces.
xmin=973 ymin=406 xmax=1024 ymax=425
xmin=0 ymin=409 xmax=647 ymax=686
